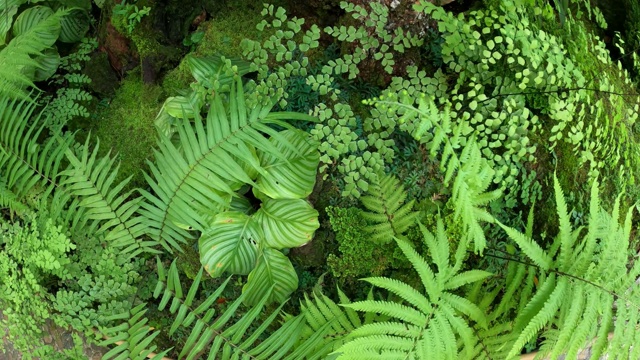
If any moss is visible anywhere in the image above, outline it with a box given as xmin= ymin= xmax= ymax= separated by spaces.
xmin=90 ymin=77 xmax=163 ymax=189
xmin=162 ymin=0 xmax=280 ymax=94
xmin=176 ymin=240 xmax=202 ymax=280
xmin=83 ymin=53 xmax=119 ymax=97
xmin=325 ymin=206 xmax=408 ymax=285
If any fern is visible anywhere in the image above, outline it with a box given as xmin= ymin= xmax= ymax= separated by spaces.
xmin=0 ymin=181 xmax=28 ymax=215
xmin=99 ymin=303 xmax=171 ymax=360
xmin=332 ymin=216 xmax=493 ymax=359
xmin=58 ymin=136 xmax=158 ymax=258
xmin=139 ymin=77 xmax=316 ymax=254
xmin=370 ymin=94 xmax=501 ymax=253
xmin=359 ymin=173 xmax=419 ymax=244
xmin=498 ymin=175 xmax=640 ymax=358
xmin=0 ymin=96 xmax=72 ymax=199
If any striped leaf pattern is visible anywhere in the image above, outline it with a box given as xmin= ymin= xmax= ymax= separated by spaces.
xmin=0 ymin=0 xmax=27 ymax=45
xmin=58 ymin=9 xmax=89 ymax=43
xmin=255 ymin=129 xmax=320 ymax=199
xmin=140 ymin=78 xmax=315 ymax=254
xmin=199 ymin=212 xmax=260 ymax=277
xmin=187 ymin=55 xmax=253 ymax=89
xmin=254 ymin=198 xmax=319 ymax=249
xmin=33 ymin=47 xmax=59 ymax=81
xmin=242 ymin=247 xmax=298 ymax=306
xmin=12 ymin=6 xmax=59 ymax=47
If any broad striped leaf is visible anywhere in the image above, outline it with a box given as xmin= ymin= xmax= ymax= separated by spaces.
xmin=59 ymin=8 xmax=89 ymax=43
xmin=141 ymin=79 xmax=315 ymax=254
xmin=199 ymin=212 xmax=260 ymax=277
xmin=254 ymin=198 xmax=319 ymax=249
xmin=242 ymin=247 xmax=298 ymax=305
xmin=33 ymin=47 xmax=59 ymax=81
xmin=12 ymin=6 xmax=59 ymax=48
xmin=187 ymin=55 xmax=253 ymax=89
xmin=255 ymin=129 xmax=320 ymax=199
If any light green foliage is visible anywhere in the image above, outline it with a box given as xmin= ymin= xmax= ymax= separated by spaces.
xmin=359 ymin=174 xmax=419 ymax=244
xmin=241 ymin=4 xmax=428 ymax=198
xmin=145 ymin=63 xmax=321 ymax=304
xmin=0 ymin=214 xmax=68 ymax=353
xmin=162 ymin=0 xmax=271 ymax=94
xmin=368 ymin=93 xmax=502 ymax=253
xmin=334 ymin=218 xmax=492 ymax=359
xmin=0 ymin=9 xmax=66 ymax=99
xmin=105 ymin=260 xmax=376 ymax=360
xmin=91 ymin=78 xmax=163 ymax=189
xmin=99 ymin=302 xmax=170 ymax=360
xmin=395 ymin=0 xmax=640 ymax=206
xmin=498 ymin=175 xmax=640 ymax=358
xmin=0 ymin=93 xmax=153 ymax=355
xmin=324 ymin=1 xmax=423 ymax=77
xmin=0 ymin=0 xmax=90 ymax=84
xmin=241 ymin=4 xmax=321 ymax=108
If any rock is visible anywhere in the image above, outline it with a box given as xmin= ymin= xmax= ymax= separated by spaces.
xmin=83 ymin=52 xmax=119 ymax=97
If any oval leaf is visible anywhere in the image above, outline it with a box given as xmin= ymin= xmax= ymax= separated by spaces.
xmin=187 ymin=55 xmax=253 ymax=89
xmin=255 ymin=129 xmax=320 ymax=199
xmin=242 ymin=247 xmax=298 ymax=305
xmin=0 ymin=5 xmax=20 ymax=45
xmin=162 ymin=93 xmax=203 ymax=119
xmin=33 ymin=47 xmax=60 ymax=81
xmin=12 ymin=6 xmax=56 ymax=42
xmin=254 ymin=198 xmax=319 ymax=249
xmin=59 ymin=9 xmax=89 ymax=43
xmin=199 ymin=212 xmax=260 ymax=277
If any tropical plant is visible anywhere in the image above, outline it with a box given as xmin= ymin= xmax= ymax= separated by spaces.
xmin=0 ymin=0 xmax=90 ymax=84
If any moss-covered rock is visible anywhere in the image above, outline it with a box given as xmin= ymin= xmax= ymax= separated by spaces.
xmin=90 ymin=77 xmax=163 ymax=189
xmin=83 ymin=52 xmax=119 ymax=97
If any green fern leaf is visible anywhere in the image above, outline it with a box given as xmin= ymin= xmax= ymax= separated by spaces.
xmin=359 ymin=174 xmax=419 ymax=244
xmin=140 ymin=78 xmax=315 ymax=254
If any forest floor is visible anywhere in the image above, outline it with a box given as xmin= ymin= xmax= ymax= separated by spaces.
xmin=0 ymin=311 xmax=105 ymax=360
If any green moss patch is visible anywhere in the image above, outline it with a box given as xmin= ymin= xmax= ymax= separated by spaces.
xmin=90 ymin=77 xmax=163 ymax=189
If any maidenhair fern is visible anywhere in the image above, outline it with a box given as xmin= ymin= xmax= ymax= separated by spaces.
xmin=359 ymin=173 xmax=419 ymax=243
xmin=369 ymin=94 xmax=502 ymax=253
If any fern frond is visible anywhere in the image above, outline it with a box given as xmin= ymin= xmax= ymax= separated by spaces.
xmin=359 ymin=174 xmax=419 ymax=244
xmin=146 ymin=258 xmax=349 ymax=360
xmin=499 ymin=175 xmax=640 ymax=358
xmin=0 ymin=96 xmax=72 ymax=199
xmin=139 ymin=77 xmax=316 ymax=253
xmin=99 ymin=303 xmax=172 ymax=360
xmin=0 ymin=181 xmax=28 ymax=214
xmin=59 ymin=136 xmax=157 ymax=258
xmin=334 ymin=216 xmax=492 ymax=359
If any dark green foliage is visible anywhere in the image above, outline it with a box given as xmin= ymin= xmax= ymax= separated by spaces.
xmin=326 ymin=206 xmax=406 ymax=281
